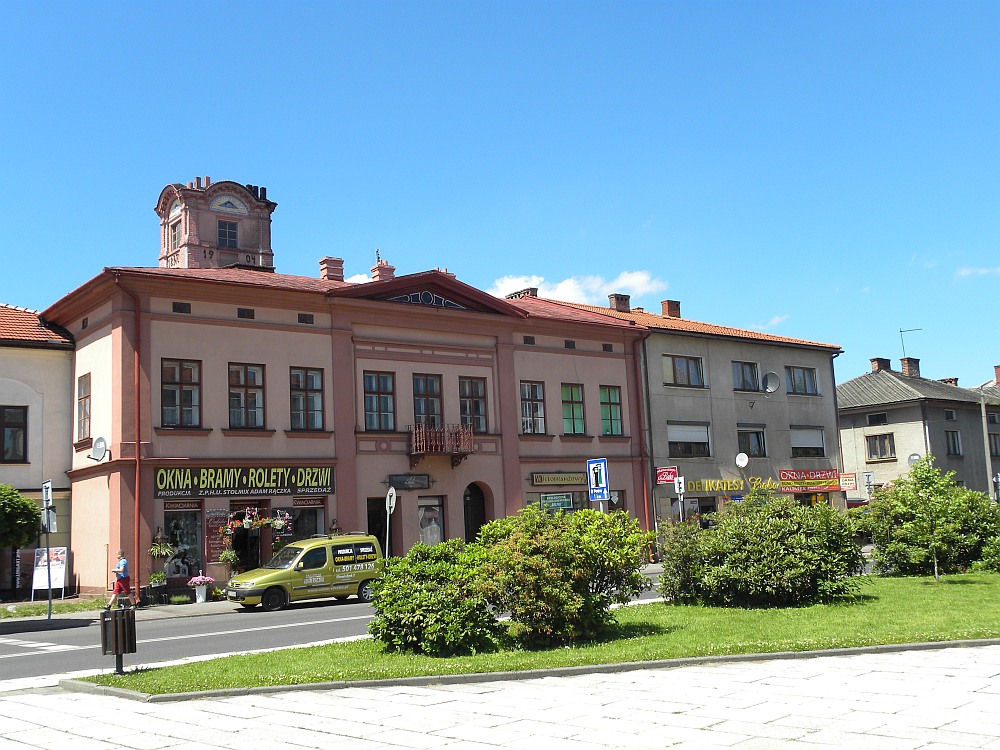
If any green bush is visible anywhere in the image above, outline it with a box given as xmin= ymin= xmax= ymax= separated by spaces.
xmin=657 ymin=491 xmax=863 ymax=607
xmin=477 ymin=506 xmax=652 ymax=647
xmin=866 ymin=456 xmax=1000 ymax=578
xmin=656 ymin=519 xmax=704 ymax=603
xmin=0 ymin=484 xmax=41 ymax=549
xmin=368 ymin=539 xmax=501 ymax=656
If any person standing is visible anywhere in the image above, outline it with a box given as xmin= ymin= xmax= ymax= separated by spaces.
xmin=106 ymin=548 xmax=135 ymax=609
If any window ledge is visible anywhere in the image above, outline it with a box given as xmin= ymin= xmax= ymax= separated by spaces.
xmin=662 ymin=384 xmax=709 ymax=390
xmin=519 ymin=433 xmax=555 ymax=442
xmin=787 ymin=392 xmax=822 ymax=398
xmin=598 ymin=434 xmax=630 ymax=442
xmin=285 ymin=430 xmax=334 ymax=438
xmin=560 ymin=434 xmax=594 ymax=442
xmin=73 ymin=438 xmax=93 ymax=453
xmin=221 ymin=429 xmax=277 ymax=437
xmin=865 ymin=457 xmax=897 ymax=464
xmin=155 ymin=427 xmax=213 ymax=436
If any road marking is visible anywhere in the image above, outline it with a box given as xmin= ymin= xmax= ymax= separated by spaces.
xmin=0 ymin=636 xmax=79 ymax=654
xmin=136 ymin=614 xmax=373 ymax=645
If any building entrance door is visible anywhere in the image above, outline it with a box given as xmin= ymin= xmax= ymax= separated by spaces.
xmin=463 ymin=483 xmax=487 ymax=542
xmin=367 ymin=498 xmax=389 ymax=555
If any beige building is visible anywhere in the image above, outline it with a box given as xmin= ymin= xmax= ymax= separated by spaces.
xmin=0 ymin=304 xmax=74 ymax=595
xmin=560 ymin=295 xmax=844 ymax=523
xmin=40 ymin=178 xmax=649 ymax=596
xmin=838 ymin=357 xmax=1000 ymax=502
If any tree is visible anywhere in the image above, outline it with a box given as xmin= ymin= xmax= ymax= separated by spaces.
xmin=0 ymin=484 xmax=42 ymax=549
xmin=865 ymin=455 xmax=1000 ymax=580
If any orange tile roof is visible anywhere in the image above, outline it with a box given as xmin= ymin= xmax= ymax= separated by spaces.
xmin=0 ymin=303 xmax=73 ymax=347
xmin=550 ymin=300 xmax=841 ymax=350
xmin=112 ymin=266 xmax=353 ymax=293
xmin=504 ymin=295 xmax=643 ymax=328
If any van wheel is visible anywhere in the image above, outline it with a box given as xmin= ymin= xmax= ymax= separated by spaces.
xmin=358 ymin=580 xmax=374 ymax=603
xmin=261 ymin=587 xmax=287 ymax=612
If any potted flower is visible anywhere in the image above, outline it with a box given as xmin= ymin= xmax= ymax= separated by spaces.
xmin=149 ymin=571 xmax=167 ymax=586
xmin=187 ymin=574 xmax=215 ymax=603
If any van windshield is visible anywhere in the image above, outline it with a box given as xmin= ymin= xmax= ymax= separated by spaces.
xmin=264 ymin=546 xmax=303 ymax=570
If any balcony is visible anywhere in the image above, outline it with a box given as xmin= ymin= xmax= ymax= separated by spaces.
xmin=408 ymin=423 xmax=475 ymax=468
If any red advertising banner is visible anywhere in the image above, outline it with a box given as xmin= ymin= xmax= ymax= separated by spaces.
xmin=656 ymin=466 xmax=679 ymax=485
xmin=779 ymin=468 xmax=840 ymax=493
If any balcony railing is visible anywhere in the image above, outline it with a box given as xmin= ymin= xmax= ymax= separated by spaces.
xmin=408 ymin=423 xmax=475 ymax=467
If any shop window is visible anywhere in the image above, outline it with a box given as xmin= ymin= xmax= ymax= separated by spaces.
xmin=866 ymin=433 xmax=896 ymax=460
xmin=364 ymin=371 xmax=395 ymax=431
xmin=600 ymin=385 xmax=622 ymax=436
xmin=77 ymin=373 xmax=91 ymax=441
xmin=668 ymin=423 xmax=710 ymax=458
xmin=785 ymin=366 xmax=819 ymax=395
xmin=418 ymin=496 xmax=445 ymax=545
xmin=561 ymin=383 xmax=585 ymax=434
xmin=162 ymin=359 xmax=201 ymax=427
xmin=459 ymin=377 xmax=487 ymax=433
xmin=732 ymin=361 xmax=759 ymax=391
xmin=229 ymin=363 xmax=265 ymax=428
xmin=290 ymin=367 xmax=323 ymax=430
xmin=164 ymin=510 xmax=203 ymax=578
xmin=663 ymin=354 xmax=705 ymax=387
xmin=413 ymin=374 xmax=443 ymax=427
xmin=791 ymin=427 xmax=825 ymax=457
xmin=1 ymin=406 xmax=26 ymax=463
xmin=520 ymin=381 xmax=545 ymax=434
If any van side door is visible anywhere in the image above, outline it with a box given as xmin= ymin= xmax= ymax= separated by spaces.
xmin=289 ymin=545 xmax=329 ymax=601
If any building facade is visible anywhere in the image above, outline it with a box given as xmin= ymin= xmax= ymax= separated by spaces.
xmin=838 ymin=357 xmax=1000 ymax=502
xmin=0 ymin=304 xmax=74 ymax=595
xmin=557 ymin=295 xmax=845 ymax=525
xmin=40 ymin=178 xmax=649 ymax=595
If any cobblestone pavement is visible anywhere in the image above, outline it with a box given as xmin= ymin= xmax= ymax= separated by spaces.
xmin=2 ymin=644 xmax=1000 ymax=749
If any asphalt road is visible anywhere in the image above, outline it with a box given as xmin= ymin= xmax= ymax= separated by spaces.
xmin=1 ymin=571 xmax=663 ymax=683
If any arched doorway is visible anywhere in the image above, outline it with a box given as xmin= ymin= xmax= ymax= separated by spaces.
xmin=463 ymin=483 xmax=487 ymax=542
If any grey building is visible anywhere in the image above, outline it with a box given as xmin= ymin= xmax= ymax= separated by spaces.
xmin=838 ymin=357 xmax=1000 ymax=503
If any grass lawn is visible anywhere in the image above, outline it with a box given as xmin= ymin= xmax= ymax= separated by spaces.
xmin=89 ymin=573 xmax=1000 ymax=695
xmin=1 ymin=598 xmax=104 ymax=619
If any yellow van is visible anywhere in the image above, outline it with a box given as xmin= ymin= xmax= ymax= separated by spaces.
xmin=225 ymin=534 xmax=383 ymax=611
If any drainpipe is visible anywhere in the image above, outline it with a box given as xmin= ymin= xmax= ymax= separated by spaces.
xmin=632 ymin=330 xmax=652 ymax=533
xmin=113 ymin=272 xmax=142 ymax=602
xmin=830 ymin=350 xmax=843 ymax=509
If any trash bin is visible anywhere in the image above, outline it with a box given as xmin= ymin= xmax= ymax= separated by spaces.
xmin=100 ymin=607 xmax=136 ymax=673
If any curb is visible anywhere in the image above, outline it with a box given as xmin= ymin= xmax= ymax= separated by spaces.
xmin=58 ymin=637 xmax=1000 ymax=703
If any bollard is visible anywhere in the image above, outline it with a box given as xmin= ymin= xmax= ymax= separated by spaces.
xmin=100 ymin=607 xmax=137 ymax=675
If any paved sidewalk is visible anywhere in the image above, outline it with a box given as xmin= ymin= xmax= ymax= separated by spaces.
xmin=2 ymin=644 xmax=1000 ymax=749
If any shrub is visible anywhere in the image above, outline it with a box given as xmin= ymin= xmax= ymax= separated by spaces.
xmin=656 ymin=519 xmax=704 ymax=603
xmin=476 ymin=506 xmax=652 ymax=647
xmin=658 ymin=490 xmax=863 ymax=607
xmin=0 ymin=484 xmax=41 ymax=549
xmin=368 ymin=539 xmax=501 ymax=656
xmin=867 ymin=456 xmax=1000 ymax=578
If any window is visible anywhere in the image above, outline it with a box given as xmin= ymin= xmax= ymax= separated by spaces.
xmin=1 ymin=406 xmax=26 ymax=463
xmin=945 ymin=430 xmax=962 ymax=456
xmin=790 ymin=427 xmax=825 ymax=457
xmin=77 ymin=373 xmax=91 ymax=441
xmin=218 ymin=220 xmax=238 ymax=248
xmin=298 ymin=313 xmax=314 ymax=324
xmin=732 ymin=361 xmax=759 ymax=391
xmin=299 ymin=546 xmax=327 ymax=570
xmin=663 ymin=355 xmax=705 ymax=387
xmin=561 ymin=383 xmax=585 ymax=434
xmin=602 ymin=343 xmax=613 ymax=353
xmin=237 ymin=308 xmax=255 ymax=320
xmin=413 ymin=374 xmax=442 ymax=427
xmin=599 ymin=385 xmax=622 ymax=436
xmin=564 ymin=340 xmax=576 ymax=350
xmin=523 ymin=335 xmax=535 ymax=345
xmin=290 ymin=367 xmax=323 ymax=430
xmin=945 ymin=409 xmax=957 ymax=421
xmin=172 ymin=302 xmax=191 ymax=314
xmin=786 ymin=366 xmax=819 ymax=395
xmin=989 ymin=413 xmax=999 ymax=425
xmin=867 ymin=413 xmax=888 ymax=426
xmin=990 ymin=433 xmax=1000 ymax=457
xmin=668 ymin=423 xmax=710 ymax=457
xmin=459 ymin=377 xmax=487 ymax=434
xmin=520 ymin=381 xmax=545 ymax=434
xmin=866 ymin=433 xmax=896 ymax=460
xmin=170 ymin=221 xmax=182 ymax=250
xmin=738 ymin=428 xmax=766 ymax=457
xmin=162 ymin=359 xmax=201 ymax=427
xmin=364 ymin=371 xmax=395 ymax=431
xmin=228 ymin=363 xmax=265 ymax=428
xmin=418 ymin=497 xmax=445 ymax=545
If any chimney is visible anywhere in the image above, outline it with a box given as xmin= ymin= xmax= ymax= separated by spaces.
xmin=994 ymin=365 xmax=1000 ymax=387
xmin=319 ymin=257 xmax=345 ymax=282
xmin=900 ymin=357 xmax=921 ymax=378
xmin=204 ymin=176 xmax=211 ymax=187
xmin=608 ymin=293 xmax=631 ymax=312
xmin=661 ymin=300 xmax=681 ymax=318
xmin=871 ymin=357 xmax=892 ymax=372
xmin=938 ymin=377 xmax=959 ymax=386
xmin=195 ymin=176 xmax=202 ymax=189
xmin=371 ymin=259 xmax=395 ymax=282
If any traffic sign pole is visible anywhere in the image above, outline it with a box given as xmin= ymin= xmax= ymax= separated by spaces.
xmin=384 ymin=486 xmax=396 ymax=557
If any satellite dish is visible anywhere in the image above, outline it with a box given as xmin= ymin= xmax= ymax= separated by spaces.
xmin=762 ymin=372 xmax=780 ymax=394
xmin=735 ymin=452 xmax=749 ymax=469
xmin=90 ymin=437 xmax=108 ymax=462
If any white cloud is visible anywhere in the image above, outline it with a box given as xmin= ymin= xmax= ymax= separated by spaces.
xmin=345 ymin=273 xmax=371 ymax=284
xmin=488 ymin=271 xmax=666 ymax=304
xmin=752 ymin=314 xmax=789 ymax=330
xmin=957 ymin=266 xmax=1000 ymax=278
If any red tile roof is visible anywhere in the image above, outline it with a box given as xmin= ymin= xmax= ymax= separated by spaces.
xmin=550 ymin=300 xmax=841 ymax=350
xmin=505 ymin=295 xmax=643 ymax=328
xmin=0 ymin=303 xmax=73 ymax=347
xmin=110 ymin=266 xmax=353 ymax=293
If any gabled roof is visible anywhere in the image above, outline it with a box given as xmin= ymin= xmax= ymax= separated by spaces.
xmin=551 ymin=301 xmax=841 ymax=350
xmin=107 ymin=266 xmax=354 ymax=293
xmin=837 ymin=369 xmax=987 ymax=409
xmin=0 ymin=303 xmax=73 ymax=349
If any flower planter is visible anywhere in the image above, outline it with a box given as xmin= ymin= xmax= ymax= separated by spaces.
xmin=194 ymin=584 xmax=208 ymax=603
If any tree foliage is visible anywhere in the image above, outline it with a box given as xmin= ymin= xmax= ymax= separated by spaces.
xmin=865 ymin=456 xmax=1000 ymax=579
xmin=0 ymin=484 xmax=41 ymax=549
xmin=658 ymin=490 xmax=864 ymax=607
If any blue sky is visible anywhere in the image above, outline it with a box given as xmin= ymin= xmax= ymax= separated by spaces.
xmin=3 ymin=1 xmax=997 ymax=386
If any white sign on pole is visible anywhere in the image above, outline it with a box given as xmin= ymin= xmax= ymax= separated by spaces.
xmin=385 ymin=486 xmax=397 ymax=514
xmin=587 ymin=458 xmax=610 ymax=502
xmin=674 ymin=476 xmax=686 ymax=495
xmin=31 ymin=548 xmax=67 ymax=593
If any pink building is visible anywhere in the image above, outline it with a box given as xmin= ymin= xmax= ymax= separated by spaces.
xmin=41 ymin=179 xmax=649 ymax=595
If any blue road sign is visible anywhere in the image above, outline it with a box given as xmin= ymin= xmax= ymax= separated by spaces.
xmin=587 ymin=458 xmax=610 ymax=502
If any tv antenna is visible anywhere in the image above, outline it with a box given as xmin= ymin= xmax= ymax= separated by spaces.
xmin=899 ymin=327 xmax=922 ymax=357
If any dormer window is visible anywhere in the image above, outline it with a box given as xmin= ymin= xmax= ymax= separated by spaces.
xmin=170 ymin=221 xmax=182 ymax=250
xmin=218 ymin=220 xmax=238 ymax=248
